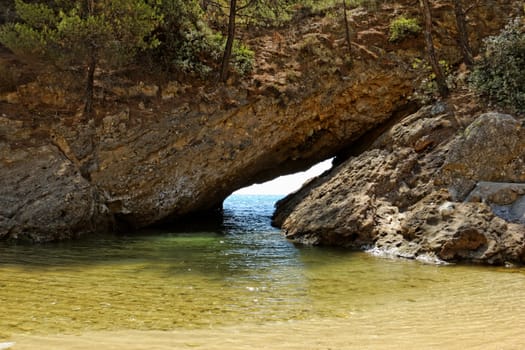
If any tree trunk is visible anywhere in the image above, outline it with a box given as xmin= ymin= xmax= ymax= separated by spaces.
xmin=86 ymin=0 xmax=94 ymax=15
xmin=220 ymin=0 xmax=236 ymax=82
xmin=419 ymin=0 xmax=449 ymax=98
xmin=454 ymin=0 xmax=473 ymax=67
xmin=343 ymin=0 xmax=352 ymax=62
xmin=83 ymin=0 xmax=96 ymax=116
xmin=84 ymin=52 xmax=96 ymax=116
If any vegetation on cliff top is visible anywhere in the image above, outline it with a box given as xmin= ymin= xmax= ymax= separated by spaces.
xmin=0 ymin=0 xmax=523 ymax=113
xmin=0 ymin=0 xmax=161 ymax=113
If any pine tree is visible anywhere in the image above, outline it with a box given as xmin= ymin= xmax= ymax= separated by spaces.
xmin=220 ymin=0 xmax=237 ymax=82
xmin=0 ymin=0 xmax=161 ymax=115
xmin=342 ymin=0 xmax=353 ymax=63
xmin=453 ymin=0 xmax=473 ymax=67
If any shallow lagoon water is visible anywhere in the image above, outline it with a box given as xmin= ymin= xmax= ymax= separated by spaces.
xmin=1 ymin=195 xmax=525 ymax=349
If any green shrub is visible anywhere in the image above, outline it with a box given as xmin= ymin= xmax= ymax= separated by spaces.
xmin=411 ymin=58 xmax=454 ymax=103
xmin=0 ymin=0 xmax=16 ymax=25
xmin=149 ymin=27 xmax=254 ymax=78
xmin=0 ymin=0 xmax=161 ymax=71
xmin=470 ymin=18 xmax=525 ymax=112
xmin=144 ymin=0 xmax=217 ymax=76
xmin=170 ymin=29 xmax=224 ymax=76
xmin=232 ymin=42 xmax=254 ymax=76
xmin=146 ymin=0 xmax=253 ymax=78
xmin=389 ymin=16 xmax=421 ymax=42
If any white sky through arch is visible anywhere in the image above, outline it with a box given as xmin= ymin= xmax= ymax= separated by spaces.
xmin=234 ymin=159 xmax=333 ymax=195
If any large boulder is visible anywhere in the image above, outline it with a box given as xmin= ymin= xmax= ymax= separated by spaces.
xmin=275 ymin=109 xmax=525 ymax=265
xmin=441 ymin=112 xmax=525 ymax=200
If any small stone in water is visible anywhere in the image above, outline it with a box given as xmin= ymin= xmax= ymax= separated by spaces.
xmin=0 ymin=342 xmax=15 ymax=350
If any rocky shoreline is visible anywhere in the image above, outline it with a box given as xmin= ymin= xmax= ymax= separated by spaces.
xmin=274 ymin=105 xmax=525 ymax=265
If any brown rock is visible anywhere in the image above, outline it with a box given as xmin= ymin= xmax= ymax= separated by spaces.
xmin=276 ymin=106 xmax=525 ymax=265
xmin=0 ymin=0 xmax=520 ymax=243
xmin=0 ymin=58 xmax=415 ymax=239
xmin=89 ymin=60 xmax=414 ymax=229
xmin=442 ymin=113 xmax=525 ymax=200
xmin=0 ymin=143 xmax=111 ymax=242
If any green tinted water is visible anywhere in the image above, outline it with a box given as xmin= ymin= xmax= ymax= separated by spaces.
xmin=1 ymin=195 xmax=525 ymax=349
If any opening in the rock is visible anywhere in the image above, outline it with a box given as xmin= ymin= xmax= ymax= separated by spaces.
xmin=233 ymin=158 xmax=334 ymax=196
xmin=224 ymin=159 xmax=333 ymax=233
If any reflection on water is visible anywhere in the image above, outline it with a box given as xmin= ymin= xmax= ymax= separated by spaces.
xmin=1 ymin=195 xmax=525 ymax=349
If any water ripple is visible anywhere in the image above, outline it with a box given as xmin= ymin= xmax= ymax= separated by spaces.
xmin=0 ymin=194 xmax=524 ymax=347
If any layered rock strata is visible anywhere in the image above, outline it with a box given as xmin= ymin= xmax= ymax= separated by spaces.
xmin=0 ymin=59 xmax=414 ymax=241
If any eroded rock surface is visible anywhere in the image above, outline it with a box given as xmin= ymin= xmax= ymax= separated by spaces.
xmin=0 ymin=118 xmax=111 ymax=242
xmin=0 ymin=56 xmax=414 ymax=241
xmin=275 ymin=109 xmax=525 ymax=265
xmin=89 ymin=63 xmax=413 ymax=229
xmin=0 ymin=0 xmax=520 ymax=243
xmin=442 ymin=112 xmax=525 ymax=200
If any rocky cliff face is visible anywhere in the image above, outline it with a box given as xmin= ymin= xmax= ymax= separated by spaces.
xmin=0 ymin=0 xmax=522 ymax=248
xmin=274 ymin=106 xmax=525 ymax=265
xmin=89 ymin=61 xmax=414 ymax=230
xmin=0 ymin=117 xmax=112 ymax=241
xmin=0 ymin=51 xmax=414 ymax=241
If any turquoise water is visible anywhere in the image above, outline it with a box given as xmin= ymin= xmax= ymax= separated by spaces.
xmin=1 ymin=195 xmax=525 ymax=349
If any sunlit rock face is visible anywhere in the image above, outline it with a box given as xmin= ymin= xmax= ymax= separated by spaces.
xmin=0 ymin=56 xmax=414 ymax=241
xmin=90 ymin=63 xmax=414 ymax=229
xmin=274 ymin=109 xmax=525 ymax=265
